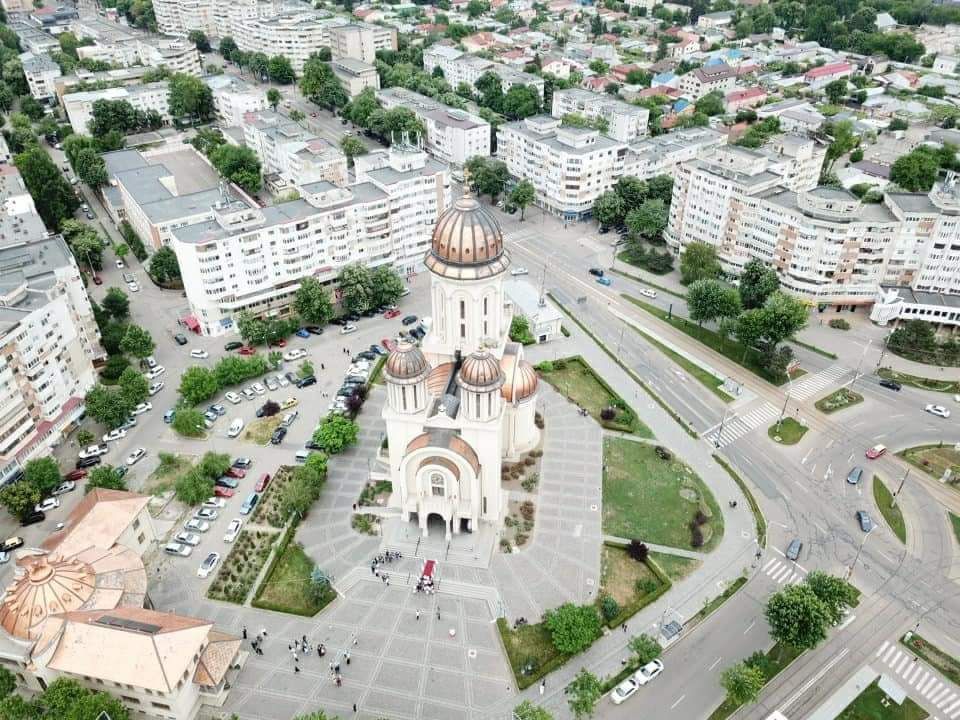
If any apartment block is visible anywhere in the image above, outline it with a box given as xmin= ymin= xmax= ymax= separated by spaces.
xmin=679 ymin=63 xmax=737 ymax=100
xmin=76 ymin=38 xmax=202 ymax=77
xmin=204 ymin=75 xmax=268 ymax=126
xmin=171 ymin=147 xmax=450 ymax=336
xmin=331 ymin=58 xmax=380 ymax=98
xmin=19 ymin=51 xmax=60 ymax=101
xmin=329 ymin=23 xmax=397 ymax=64
xmin=623 ymin=126 xmax=727 ymax=180
xmin=230 ymin=9 xmax=350 ymax=74
xmin=62 ymin=82 xmax=171 ymax=134
xmin=551 ymin=88 xmax=649 ymax=142
xmin=423 ymin=45 xmax=545 ymax=101
xmin=377 ymin=87 xmax=490 ymax=166
xmin=496 ymin=115 xmax=627 ymax=220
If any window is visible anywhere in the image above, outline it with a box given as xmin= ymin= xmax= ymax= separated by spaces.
xmin=132 ymin=518 xmax=140 ymax=530
xmin=459 ymin=300 xmax=465 ymax=319
xmin=137 ymin=532 xmax=145 ymax=544
xmin=430 ymin=472 xmax=444 ymax=497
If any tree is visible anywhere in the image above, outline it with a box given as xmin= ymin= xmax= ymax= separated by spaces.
xmin=178 ymin=366 xmax=220 ymax=405
xmin=148 ymin=246 xmax=181 ymax=283
xmin=514 ymin=700 xmax=553 ymax=720
xmin=805 ymin=571 xmax=856 ymax=625
xmin=824 ymin=78 xmax=848 ymax=105
xmin=464 ymin=157 xmax=509 ymax=201
xmin=172 ymin=408 xmax=206 ymax=437
xmin=340 ymin=136 xmax=367 ymax=166
xmin=695 ymin=91 xmax=725 ymax=117
xmin=593 ymin=190 xmax=625 ymax=229
xmin=266 ymin=87 xmax=281 ymax=110
xmin=283 ymin=471 xmax=317 ymax=517
xmin=566 ymin=669 xmax=602 ymax=719
xmin=76 ymin=429 xmax=94 ymax=446
xmin=188 ymin=30 xmax=211 ymax=52
xmin=625 ymin=199 xmax=668 ymax=241
xmin=628 ymin=633 xmax=662 ymax=665
xmin=343 ymin=87 xmax=379 ymax=127
xmin=168 ymin=73 xmax=214 ymax=119
xmin=84 ymin=384 xmax=134 ymax=429
xmin=219 ymin=36 xmax=238 ymax=61
xmin=304 ymin=451 xmax=328 ymax=478
xmin=502 ymin=85 xmax=541 ymax=120
xmin=312 ymin=415 xmax=359 ymax=454
xmin=119 ymin=325 xmax=155 ymax=359
xmin=510 ymin=315 xmax=535 ymax=344
xmin=614 ymin=175 xmax=647 ymax=209
xmin=765 ymin=583 xmax=830 ymax=650
xmin=688 ymin=279 xmax=741 ymax=327
xmin=739 ymin=259 xmax=779 ymax=309
xmin=175 ymin=467 xmax=214 ymax=505
xmin=890 ymin=147 xmax=941 ymax=192
xmin=24 ymin=457 xmax=61 ymax=497
xmin=760 ymin=291 xmax=808 ymax=346
xmin=13 ymin=146 xmax=78 ymax=231
xmin=74 ymin=147 xmax=108 ymax=187
xmin=721 ymin=660 xmax=766 ymax=705
xmin=0 ymin=481 xmax=40 ymax=519
xmin=293 ymin=277 xmax=334 ymax=325
xmin=101 ymin=354 xmax=130 ymax=382
xmin=509 ymin=179 xmax=535 ymax=221
xmin=370 ymin=265 xmax=405 ymax=307
xmin=544 ymin=603 xmax=601 ymax=654
xmin=102 ymin=287 xmax=130 ymax=319
xmin=300 ymin=55 xmax=347 ymax=110
xmin=268 ymin=55 xmax=295 ymax=84
xmin=209 ymin=143 xmax=262 ymax=194
xmin=118 ymin=367 xmax=149 ymax=407
xmin=86 ymin=465 xmax=128 ymax=493
xmin=338 ymin=263 xmax=374 ymax=314
xmin=199 ymin=451 xmax=231 ymax=480
xmin=680 ymin=242 xmax=721 ymax=285
xmin=824 ymin=120 xmax=859 ymax=168
xmin=236 ymin=311 xmax=268 ymax=345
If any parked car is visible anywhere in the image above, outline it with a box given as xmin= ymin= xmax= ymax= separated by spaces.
xmin=275 ymin=373 xmax=289 ymax=387
xmin=382 ymin=338 xmax=397 ymax=352
xmin=202 ymin=497 xmax=226 ymax=509
xmin=280 ymin=396 xmax=298 ymax=410
xmin=269 ymin=338 xmax=287 ymax=348
xmin=402 ymin=315 xmax=418 ymax=326
xmin=232 ymin=457 xmax=252 ymax=469
xmin=53 ymin=480 xmax=76 ymax=495
xmin=879 ymin=378 xmax=902 ymax=391
xmin=340 ymin=324 xmax=357 ymax=335
xmin=20 ymin=511 xmax=45 ymax=527
xmin=846 ymin=466 xmax=864 ymax=485
xmin=64 ymin=469 xmax=88 ymax=482
xmin=184 ymin=519 xmax=210 ymax=533
xmin=254 ymin=474 xmax=270 ymax=492
xmin=35 ymin=497 xmax=60 ymax=513
xmin=281 ymin=411 xmax=298 ymax=427
xmin=190 ymin=349 xmax=209 ymax=359
xmin=240 ymin=492 xmax=260 ymax=515
xmin=145 ymin=366 xmax=166 ymax=380
xmin=238 ymin=346 xmax=257 ymax=356
xmin=227 ymin=418 xmax=244 ymax=438
xmin=369 ymin=344 xmax=387 ymax=356
xmin=215 ymin=476 xmax=239 ymax=489
xmin=265 ymin=376 xmax=279 ymax=391
xmin=92 ymin=275 xmax=103 ymax=285
xmin=786 ymin=538 xmax=803 ymax=561
xmin=148 ymin=382 xmax=164 ymax=396
xmin=284 ymin=372 xmax=298 ymax=384
xmin=295 ymin=328 xmax=311 ymax=338
xmin=223 ymin=518 xmax=242 ymax=542
xmin=225 ymin=391 xmax=242 ymax=404
xmin=132 ymin=401 xmax=152 ymax=415
xmin=194 ymin=508 xmax=218 ymax=520
xmin=305 ymin=325 xmax=324 ymax=335
xmin=588 ymin=268 xmax=604 ymax=277
xmin=208 ymin=404 xmax=226 ymax=416
xmin=510 ymin=267 xmax=529 ymax=276
xmin=126 ymin=447 xmax=147 ymax=466
xmin=224 ymin=341 xmax=243 ymax=351
xmin=102 ymin=428 xmax=127 ymax=443
xmin=241 ymin=388 xmax=255 ymax=400
xmin=164 ymin=542 xmax=192 ymax=557
xmin=214 ymin=486 xmax=235 ymax=498
xmin=284 ymin=348 xmax=307 ymax=361
xmin=856 ymin=510 xmax=874 ymax=533
xmin=270 ymin=426 xmax=288 ymax=445
xmin=79 ymin=443 xmax=109 ymax=460
xmin=76 ymin=456 xmax=102 ymax=469
xmin=203 ymin=410 xmax=218 ymax=424
xmin=174 ymin=333 xmax=188 ymax=345
xmin=384 ymin=309 xmax=401 ymax=320
xmin=163 ymin=409 xmax=176 ymax=424
xmin=197 ymin=552 xmax=220 ymax=578
xmin=175 ymin=532 xmax=201 ymax=546
xmin=865 ymin=444 xmax=887 ymax=459
xmin=611 ymin=659 xmax=664 ymax=704
xmin=296 ymin=375 xmax=317 ymax=388
xmin=252 ymin=383 xmax=266 ymax=395
xmin=0 ymin=537 xmax=24 ymax=552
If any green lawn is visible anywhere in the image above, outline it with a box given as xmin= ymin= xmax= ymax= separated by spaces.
xmin=709 ymin=643 xmax=804 ymax=720
xmin=145 ymin=453 xmax=193 ymax=495
xmin=768 ymin=417 xmax=808 ymax=445
xmin=253 ymin=541 xmax=335 ymax=616
xmin=537 ymin=356 xmax=652 ymax=437
xmin=649 ymin=551 xmax=701 ymax=581
xmin=838 ymin=680 xmax=928 ymax=720
xmin=879 ymin=367 xmax=960 ymax=394
xmin=243 ymin=416 xmax=282 ymax=445
xmin=622 ymin=294 xmax=796 ymax=386
xmin=873 ymin=475 xmax=906 ymax=544
xmin=815 ymin=388 xmax=864 ymax=414
xmin=628 ymin=324 xmax=734 ymax=402
xmin=496 ymin=618 xmax=569 ymax=690
xmin=902 ymin=633 xmax=960 ymax=686
xmin=603 ymin=437 xmax=723 ymax=551
xmin=950 ymin=512 xmax=960 ymax=546
xmin=599 ymin=544 xmax=670 ymax=627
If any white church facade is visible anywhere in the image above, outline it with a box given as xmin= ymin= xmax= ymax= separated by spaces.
xmin=381 ymin=189 xmax=540 ymax=540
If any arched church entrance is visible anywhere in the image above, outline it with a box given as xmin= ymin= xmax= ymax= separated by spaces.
xmin=426 ymin=512 xmax=449 ymax=537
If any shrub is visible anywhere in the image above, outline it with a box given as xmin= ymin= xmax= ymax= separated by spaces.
xmin=537 ymin=360 xmax=554 ymax=372
xmin=694 ymin=509 xmax=708 ymax=526
xmin=524 ymin=456 xmax=535 ymax=466
xmin=500 ymin=538 xmax=512 ymax=552
xmin=520 ymin=500 xmax=535 ymax=520
xmin=600 ymin=406 xmax=616 ymax=421
xmin=515 ymin=532 xmax=529 ymax=546
xmin=828 ymin=318 xmax=850 ymax=330
xmin=627 ymin=540 xmax=649 ymax=562
xmin=690 ymin=524 xmax=704 ymax=548
xmin=534 ymin=412 xmax=545 ymax=429
xmin=600 ymin=595 xmax=620 ymax=621
xmin=636 ymin=577 xmax=658 ymax=595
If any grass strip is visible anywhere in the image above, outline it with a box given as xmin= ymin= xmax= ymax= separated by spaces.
xmin=950 ymin=512 xmax=960 ymax=546
xmin=901 ymin=633 xmax=960 ymax=686
xmin=768 ymin=417 xmax=808 ymax=445
xmin=628 ymin=323 xmax=734 ymax=402
xmin=878 ymin=367 xmax=960 ymax=394
xmin=790 ymin=338 xmax=838 ymax=360
xmin=872 ymin=475 xmax=906 ymax=544
xmin=713 ymin=454 xmax=766 ymax=547
xmin=609 ymin=267 xmax=686 ymax=299
xmin=708 ymin=643 xmax=805 ymax=720
xmin=496 ymin=618 xmax=570 ymax=690
xmin=549 ymin=293 xmax=698 ymax=439
xmin=622 ymin=294 xmax=792 ymax=386
xmin=837 ymin=679 xmax=929 ymax=719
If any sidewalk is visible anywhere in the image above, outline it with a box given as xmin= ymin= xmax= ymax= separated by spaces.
xmin=805 ymin=666 xmax=879 ymax=720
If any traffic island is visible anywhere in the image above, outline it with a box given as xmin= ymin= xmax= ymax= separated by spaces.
xmin=901 ymin=633 xmax=960 ymax=686
xmin=872 ymin=476 xmax=907 ymax=544
xmin=767 ymin=417 xmax=808 ymax=445
xmin=815 ymin=388 xmax=864 ymax=414
xmin=242 ymin=415 xmax=282 ymax=445
xmin=898 ymin=444 xmax=960 ymax=490
xmin=835 ymin=679 xmax=928 ymax=720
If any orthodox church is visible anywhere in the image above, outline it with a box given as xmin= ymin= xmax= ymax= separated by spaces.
xmin=381 ymin=187 xmax=540 ymax=540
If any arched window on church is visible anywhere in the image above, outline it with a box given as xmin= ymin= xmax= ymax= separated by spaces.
xmin=430 ymin=472 xmax=445 ymax=497
xmin=401 ymin=386 xmax=407 ymax=411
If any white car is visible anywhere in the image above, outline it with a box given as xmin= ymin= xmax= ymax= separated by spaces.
xmin=53 ymin=480 xmax=76 ymax=495
xmin=175 ymin=531 xmax=201 ymax=546
xmin=241 ymin=388 xmax=255 ymax=400
xmin=225 ymin=391 xmax=242 ymax=404
xmin=102 ymin=428 xmax=127 ymax=443
xmin=145 ymin=366 xmax=166 ymax=380
xmin=78 ymin=444 xmax=109 ymax=459
xmin=125 ymin=447 xmax=147 ymax=466
xmin=340 ymin=324 xmax=357 ymax=335
xmin=164 ymin=542 xmax=192 ymax=557
xmin=251 ymin=382 xmax=266 ymax=395
xmin=115 ymin=259 xmax=124 ymax=269
xmin=925 ymin=404 xmax=951 ymax=419
xmin=35 ymin=497 xmax=60 ymax=513
xmin=265 ymin=376 xmax=279 ymax=391
xmin=283 ymin=348 xmax=307 ymax=361
xmin=610 ymin=660 xmax=664 ymax=704
xmin=127 ymin=282 xmax=140 ymax=293
xmin=148 ymin=382 xmax=164 ymax=396
xmin=510 ymin=267 xmax=529 ymax=276
xmin=223 ymin=518 xmax=242 ymax=542
xmin=184 ymin=519 xmax=210 ymax=533
xmin=639 ymin=288 xmax=658 ymax=299
xmin=227 ymin=418 xmax=244 ymax=438
xmin=202 ymin=497 xmax=226 ymax=509
xmin=119 ymin=416 xmax=137 ymax=430
xmin=190 ymin=349 xmax=209 ymax=359
xmin=131 ymin=401 xmax=152 ymax=415
xmin=197 ymin=552 xmax=220 ymax=578
xmin=194 ymin=508 xmax=218 ymax=520
xmin=275 ymin=373 xmax=289 ymax=387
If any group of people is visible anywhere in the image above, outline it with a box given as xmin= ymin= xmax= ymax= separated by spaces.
xmin=414 ymin=576 xmax=435 ymax=594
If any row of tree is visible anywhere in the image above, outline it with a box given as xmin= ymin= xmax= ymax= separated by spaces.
xmin=339 ymin=87 xmax=425 ymax=146
xmin=218 ymin=36 xmax=296 ymax=84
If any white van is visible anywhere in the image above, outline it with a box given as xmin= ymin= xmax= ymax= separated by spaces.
xmin=294 ymin=449 xmax=311 ymax=463
xmin=227 ymin=418 xmax=244 ymax=438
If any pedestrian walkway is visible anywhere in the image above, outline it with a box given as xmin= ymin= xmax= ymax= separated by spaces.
xmin=875 ymin=639 xmax=960 ymax=718
xmin=761 ymin=556 xmax=806 ymax=586
xmin=703 ymin=401 xmax=779 ymax=449
xmin=789 ymin=364 xmax=851 ymax=401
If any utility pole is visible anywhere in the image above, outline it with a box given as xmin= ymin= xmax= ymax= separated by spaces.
xmin=876 ymin=331 xmax=892 ymax=368
xmin=776 ymin=373 xmax=794 ymax=432
xmin=891 ymin=469 xmax=909 ymax=508
xmin=714 ymin=408 xmax=729 ymax=448
xmin=851 ymin=338 xmax=873 ymax=392
xmin=845 ymin=526 xmax=873 ymax=582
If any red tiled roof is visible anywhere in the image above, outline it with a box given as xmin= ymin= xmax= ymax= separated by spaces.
xmin=805 ymin=62 xmax=852 ymax=80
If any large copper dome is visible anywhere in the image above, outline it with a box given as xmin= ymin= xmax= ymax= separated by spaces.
xmin=385 ymin=342 xmax=430 ymax=383
xmin=457 ymin=351 xmax=505 ymax=392
xmin=424 ymin=191 xmax=511 ymax=280
xmin=501 ymin=357 xmax=538 ymax=403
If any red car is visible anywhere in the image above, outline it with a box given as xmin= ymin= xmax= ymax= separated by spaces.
xmin=214 ymin=486 xmax=235 ymax=498
xmin=865 ymin=444 xmax=887 ymax=459
xmin=269 ymin=339 xmax=287 ymax=348
xmin=384 ymin=309 xmax=401 ymax=319
xmin=382 ymin=338 xmax=397 ymax=352
xmin=92 ymin=275 xmax=103 ymax=285
xmin=226 ymin=467 xmax=246 ymax=479
xmin=64 ymin=469 xmax=88 ymax=482
xmin=255 ymin=473 xmax=271 ymax=492
xmin=238 ymin=346 xmax=257 ymax=355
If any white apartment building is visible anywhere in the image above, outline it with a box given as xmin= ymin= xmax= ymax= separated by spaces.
xmin=332 ymin=58 xmax=380 ymax=98
xmin=76 ymin=39 xmax=202 ymax=77
xmin=230 ymin=10 xmax=350 ymax=74
xmin=154 ymin=0 xmax=264 ymax=38
xmin=172 ymin=147 xmax=450 ymax=335
xmin=623 ymin=127 xmax=727 ymax=180
xmin=19 ymin=51 xmax=60 ymax=101
xmin=679 ymin=63 xmax=738 ymax=101
xmin=0 ymin=222 xmax=102 ymax=485
xmin=377 ymin=87 xmax=490 ymax=166
xmin=204 ymin=75 xmax=267 ymax=126
xmin=496 ymin=115 xmax=627 ymax=221
xmin=329 ymin=23 xmax=397 ymax=64
xmin=62 ymin=82 xmax=171 ymax=134
xmin=551 ymin=88 xmax=649 ymax=143
xmin=423 ymin=45 xmax=545 ymax=101
xmin=235 ymin=110 xmax=348 ymax=188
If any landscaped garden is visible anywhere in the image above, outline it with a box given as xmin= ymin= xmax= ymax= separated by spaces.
xmin=207 ymin=529 xmax=276 ymax=604
xmin=598 ymin=542 xmax=670 ymax=627
xmin=501 ymin=499 xmax=536 ymax=551
xmin=873 ymin=475 xmax=906 ymax=544
xmin=251 ymin=466 xmax=295 ymax=528
xmin=243 ymin=416 xmax=283 ymax=445
xmin=536 ymin=356 xmax=652 ymax=437
xmin=898 ymin=444 xmax=960 ymax=488
xmin=815 ymin=388 xmax=864 ymax=414
xmin=497 ymin=618 xmax=569 ymax=690
xmin=708 ymin=643 xmax=804 ymax=720
xmin=253 ymin=538 xmax=335 ymax=616
xmin=602 ymin=438 xmax=723 ymax=551
xmin=902 ymin=633 xmax=960 ymax=686
xmin=837 ymin=680 xmax=928 ymax=720
xmin=768 ymin=417 xmax=808 ymax=445
xmin=879 ymin=367 xmax=960 ymax=394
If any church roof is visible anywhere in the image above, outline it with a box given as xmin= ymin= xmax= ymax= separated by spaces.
xmin=424 ymin=190 xmax=511 ymax=280
xmin=457 ymin=351 xmax=504 ymax=392
xmin=500 ymin=343 xmax=538 ymax=403
xmin=385 ymin=341 xmax=430 ymax=382
xmin=406 ymin=429 xmax=481 ymax=475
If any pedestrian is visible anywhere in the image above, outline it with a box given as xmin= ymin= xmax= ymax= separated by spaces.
xmin=437 ymin=608 xmax=440 ymax=620
xmin=353 ymin=636 xmax=358 ymax=647
xmin=622 ymin=623 xmax=628 ymax=633
xmin=336 ymin=674 xmax=342 ymax=687
xmin=353 ymin=703 xmax=357 ymax=713
xmin=261 ymin=628 xmax=268 ymax=638
xmin=302 ymin=634 xmax=307 ymax=647
xmin=288 ymin=644 xmax=292 ymax=651
xmin=345 ymin=651 xmax=351 ymax=665
xmin=321 ymin=363 xmax=325 ymax=370
xmin=329 ymin=661 xmax=334 ymax=674
xmin=385 ymin=576 xmax=390 ymax=586
xmin=294 ymin=664 xmax=300 ymax=674
xmin=416 ymin=609 xmax=420 ymax=621
xmin=319 ymin=644 xmax=325 ymax=657
xmin=257 ymin=646 xmax=263 ymax=656
xmin=334 ymin=663 xmax=341 ymax=674
xmin=540 ymin=679 xmax=545 ymax=696
xmin=242 ymin=626 xmax=247 ymax=640
xmin=353 ymin=503 xmax=358 ymax=511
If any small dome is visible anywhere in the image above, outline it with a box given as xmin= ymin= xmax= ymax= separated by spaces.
xmin=501 ymin=359 xmax=539 ymax=403
xmin=424 ymin=191 xmax=511 ymax=281
xmin=457 ymin=351 xmax=504 ymax=392
xmin=385 ymin=342 xmax=430 ymax=383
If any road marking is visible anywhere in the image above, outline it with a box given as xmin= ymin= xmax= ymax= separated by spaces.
xmin=810 ymin=463 xmax=817 ymax=475
xmin=848 ymin=453 xmax=855 ymax=463
xmin=708 ymin=657 xmax=722 ymax=671
xmin=879 ymin=551 xmax=894 ymax=562
xmin=890 ymin=414 xmax=904 ymax=419
xmin=882 ymin=645 xmax=896 ymax=663
xmin=744 ymin=621 xmax=756 ymax=634
xmin=778 ymin=648 xmax=849 ymax=713
xmin=877 ymin=641 xmax=890 ymax=657
xmin=670 ymin=695 xmax=685 ymax=709
xmin=874 ymin=434 xmax=887 ymax=440
xmin=814 ymin=523 xmax=827 ymax=533
xmin=802 ymin=448 xmax=812 ymax=464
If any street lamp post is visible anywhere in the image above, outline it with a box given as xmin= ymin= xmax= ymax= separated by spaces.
xmin=850 ymin=339 xmax=873 ymax=392
xmin=715 ymin=408 xmax=730 ymax=448
xmin=776 ymin=373 xmax=794 ymax=433
xmin=845 ymin=526 xmax=873 ymax=582
xmin=891 ymin=469 xmax=909 ymax=509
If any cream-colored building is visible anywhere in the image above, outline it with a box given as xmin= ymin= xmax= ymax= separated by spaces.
xmin=204 ymin=74 xmax=268 ymax=126
xmin=19 ymin=52 xmax=60 ymax=101
xmin=551 ymin=88 xmax=649 ymax=143
xmin=230 ymin=9 xmax=349 ymax=74
xmin=423 ymin=45 xmax=545 ymax=101
xmin=332 ymin=58 xmax=380 ymax=98
xmin=62 ymin=82 xmax=171 ymax=134
xmin=76 ymin=38 xmax=202 ymax=77
xmin=329 ymin=23 xmax=397 ymax=64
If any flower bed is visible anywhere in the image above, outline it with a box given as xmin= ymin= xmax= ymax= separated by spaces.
xmin=207 ymin=529 xmax=276 ymax=604
xmin=250 ymin=465 xmax=294 ymax=529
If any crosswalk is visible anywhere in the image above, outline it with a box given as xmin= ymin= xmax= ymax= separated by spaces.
xmin=704 ymin=402 xmax=779 ymax=448
xmin=761 ymin=557 xmax=806 ymax=586
xmin=789 ymin=364 xmax=851 ymax=401
xmin=875 ymin=640 xmax=960 ymax=719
